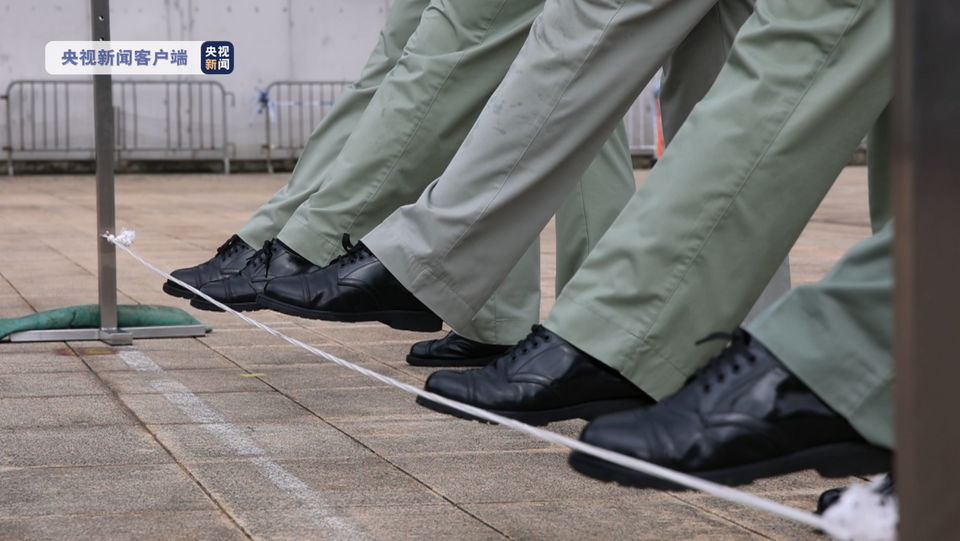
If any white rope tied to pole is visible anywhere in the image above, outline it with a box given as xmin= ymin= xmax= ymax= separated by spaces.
xmin=105 ymin=230 xmax=857 ymax=540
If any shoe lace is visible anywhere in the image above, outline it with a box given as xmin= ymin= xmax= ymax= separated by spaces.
xmin=331 ymin=234 xmax=372 ymax=268
xmin=690 ymin=328 xmax=757 ymax=393
xmin=508 ymin=325 xmax=552 ymax=362
xmin=216 ymin=235 xmax=246 ymax=262
xmin=244 ymin=239 xmax=279 ymax=274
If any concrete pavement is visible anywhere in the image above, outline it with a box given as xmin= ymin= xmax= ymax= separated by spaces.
xmin=0 ymin=168 xmax=874 ymax=539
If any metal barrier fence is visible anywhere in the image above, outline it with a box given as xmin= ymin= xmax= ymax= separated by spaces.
xmin=261 ymin=79 xmax=660 ymax=171
xmin=3 ymin=80 xmax=235 ymax=175
xmin=260 ymin=81 xmax=351 ymax=174
xmin=625 ymin=79 xmax=660 ymax=157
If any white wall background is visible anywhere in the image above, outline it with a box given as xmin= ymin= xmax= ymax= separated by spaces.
xmin=1 ymin=0 xmax=392 ymax=161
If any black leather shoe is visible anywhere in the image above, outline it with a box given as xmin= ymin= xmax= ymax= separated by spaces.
xmin=190 ymin=239 xmax=319 ymax=312
xmin=257 ymin=235 xmax=442 ymax=332
xmin=569 ymin=329 xmax=892 ymax=488
xmin=163 ymin=235 xmax=257 ymax=299
xmin=407 ymin=332 xmax=509 ymax=367
xmin=415 ymin=325 xmax=653 ymax=425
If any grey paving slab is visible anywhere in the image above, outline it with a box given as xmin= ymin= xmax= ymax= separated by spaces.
xmin=197 ymin=325 xmax=330 ymax=348
xmin=255 ymin=362 xmax=421 ymax=392
xmin=0 ymin=395 xmax=135 ymax=429
xmin=0 ymin=353 xmax=88 ymax=374
xmin=0 ymin=295 xmax=33 ymax=315
xmin=98 ymin=368 xmax=274 ymax=395
xmin=345 ymin=340 xmax=416 ymax=364
xmin=239 ymin=505 xmax=503 ymax=541
xmin=12 ymin=295 xmax=100 ymax=314
xmin=0 ymin=372 xmax=106 ymax=398
xmin=293 ymin=385 xmax=438 ymax=422
xmin=672 ymin=470 xmax=855 ymax=540
xmin=312 ymin=324 xmax=439 ymax=345
xmin=464 ymin=498 xmax=757 ymax=540
xmin=388 ymin=449 xmax=659 ymax=505
xmin=0 ymin=464 xmax=217 ymax=519
xmin=0 ymin=425 xmax=171 ymax=468
xmin=119 ymin=391 xmax=314 ymax=425
xmin=336 ymin=417 xmax=562 ymax=456
xmin=185 ymin=456 xmax=444 ymax=511
xmin=128 ymin=337 xmax=218 ymax=351
xmin=210 ymin=343 xmax=369 ymax=367
xmin=0 ymin=342 xmax=68 ymax=355
xmin=0 ymin=511 xmax=246 ymax=541
xmin=0 ymin=171 xmax=875 ymax=539
xmin=82 ymin=346 xmax=239 ymax=372
xmin=0 ymin=265 xmax=93 ymax=280
xmin=149 ymin=418 xmax=371 ymax=462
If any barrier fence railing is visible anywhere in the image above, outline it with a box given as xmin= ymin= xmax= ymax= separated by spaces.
xmin=3 ymin=79 xmax=235 ymax=175
xmin=625 ymin=79 xmax=659 ymax=157
xmin=259 ymin=79 xmax=660 ymax=173
xmin=260 ymin=80 xmax=351 ymax=174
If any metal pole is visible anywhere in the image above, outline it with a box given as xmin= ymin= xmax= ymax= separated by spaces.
xmin=893 ymin=0 xmax=960 ymax=538
xmin=91 ymin=0 xmax=131 ymax=345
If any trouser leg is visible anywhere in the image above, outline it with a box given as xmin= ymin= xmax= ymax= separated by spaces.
xmin=556 ymin=0 xmax=763 ymax=321
xmin=554 ymin=125 xmax=636 ymax=297
xmin=276 ymin=0 xmax=550 ymax=264
xmin=658 ymin=0 xmax=790 ymax=323
xmin=272 ymin=0 xmax=634 ymax=345
xmin=364 ymin=0 xmax=748 ymax=328
xmin=544 ymin=0 xmax=892 ymax=399
xmin=867 ymin=103 xmax=893 ymax=233
xmin=552 ymin=0 xmax=761 ymax=300
xmin=467 ymin=122 xmax=633 ymax=345
xmin=236 ymin=0 xmax=429 ymax=246
xmin=748 ymin=223 xmax=894 ymax=449
xmin=278 ymin=0 xmax=549 ymax=346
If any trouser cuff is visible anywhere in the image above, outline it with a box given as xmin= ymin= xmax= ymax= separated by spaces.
xmin=545 ymin=293 xmax=690 ymax=401
xmin=363 ymin=226 xmax=479 ymax=330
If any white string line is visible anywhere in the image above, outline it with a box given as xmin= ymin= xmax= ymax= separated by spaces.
xmin=106 ymin=232 xmax=851 ymax=540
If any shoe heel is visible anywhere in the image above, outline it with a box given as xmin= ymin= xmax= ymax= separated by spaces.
xmin=380 ymin=312 xmax=443 ymax=333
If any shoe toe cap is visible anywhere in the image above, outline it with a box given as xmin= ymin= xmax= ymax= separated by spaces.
xmin=199 ymin=278 xmax=229 ymax=297
xmin=409 ymin=337 xmax=439 ymax=358
xmin=170 ymin=266 xmax=201 ymax=289
xmin=424 ymin=370 xmax=473 ymax=403
xmin=580 ymin=409 xmax=656 ymax=459
xmin=262 ymin=275 xmax=305 ymax=302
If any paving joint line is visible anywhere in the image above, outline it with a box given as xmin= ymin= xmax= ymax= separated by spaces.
xmin=70 ymin=344 xmax=255 ymax=540
xmin=247 ymin=366 xmax=513 ymax=540
xmin=0 ymin=271 xmax=38 ymax=314
xmin=664 ymin=491 xmax=777 ymax=540
xmin=118 ymin=349 xmax=368 ymax=538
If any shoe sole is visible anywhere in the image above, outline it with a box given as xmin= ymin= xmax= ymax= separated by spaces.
xmin=568 ymin=443 xmax=892 ymax=490
xmin=257 ymin=295 xmax=442 ymax=332
xmin=162 ymin=281 xmax=194 ymax=300
xmin=415 ymin=395 xmax=650 ymax=426
xmin=405 ymin=353 xmax=504 ymax=368
xmin=189 ymin=296 xmax=263 ymax=313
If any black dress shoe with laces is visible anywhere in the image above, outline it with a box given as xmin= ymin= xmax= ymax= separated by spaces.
xmin=257 ymin=235 xmax=442 ymax=332
xmin=415 ymin=325 xmax=653 ymax=425
xmin=407 ymin=332 xmax=510 ymax=367
xmin=569 ymin=329 xmax=892 ymax=488
xmin=163 ymin=235 xmax=257 ymax=299
xmin=190 ymin=239 xmax=319 ymax=312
